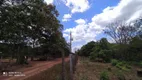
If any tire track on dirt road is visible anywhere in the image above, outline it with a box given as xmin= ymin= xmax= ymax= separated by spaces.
xmin=0 ymin=58 xmax=69 ymax=80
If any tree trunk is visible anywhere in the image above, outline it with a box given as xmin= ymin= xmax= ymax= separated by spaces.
xmin=16 ymin=46 xmax=25 ymax=64
xmin=0 ymin=55 xmax=2 ymax=66
xmin=31 ymin=40 xmax=35 ymax=61
xmin=31 ymin=57 xmax=34 ymax=61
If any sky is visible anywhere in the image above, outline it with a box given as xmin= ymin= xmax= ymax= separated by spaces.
xmin=44 ymin=0 xmax=142 ymax=52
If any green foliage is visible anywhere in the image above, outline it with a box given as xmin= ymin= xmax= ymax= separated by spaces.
xmin=89 ymin=51 xmax=98 ymax=61
xmin=99 ymin=38 xmax=110 ymax=50
xmin=100 ymin=71 xmax=109 ymax=80
xmin=0 ymin=0 xmax=69 ymax=64
xmin=139 ymin=61 xmax=142 ymax=68
xmin=98 ymin=50 xmax=112 ymax=63
xmin=111 ymin=59 xmax=119 ymax=66
xmin=128 ymin=37 xmax=142 ymax=61
xmin=90 ymin=49 xmax=112 ymax=62
xmin=88 ymin=38 xmax=112 ymax=62
xmin=78 ymin=41 xmax=96 ymax=56
xmin=115 ymin=61 xmax=131 ymax=71
xmin=79 ymin=34 xmax=142 ymax=63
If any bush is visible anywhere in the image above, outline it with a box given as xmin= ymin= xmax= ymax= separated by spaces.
xmin=116 ymin=62 xmax=123 ymax=69
xmin=89 ymin=52 xmax=97 ymax=61
xmin=111 ymin=59 xmax=118 ymax=66
xmin=100 ymin=71 xmax=109 ymax=80
xmin=98 ymin=50 xmax=112 ymax=63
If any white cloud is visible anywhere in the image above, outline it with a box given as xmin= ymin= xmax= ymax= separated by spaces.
xmin=92 ymin=0 xmax=142 ymax=26
xmin=63 ymin=33 xmax=69 ymax=37
xmin=62 ymin=14 xmax=72 ymax=22
xmin=75 ymin=19 xmax=86 ymax=24
xmin=63 ymin=14 xmax=72 ymax=19
xmin=64 ymin=0 xmax=142 ymax=50
xmin=64 ymin=18 xmax=101 ymax=43
xmin=44 ymin=0 xmax=54 ymax=4
xmin=72 ymin=45 xmax=82 ymax=52
xmin=62 ymin=0 xmax=90 ymax=13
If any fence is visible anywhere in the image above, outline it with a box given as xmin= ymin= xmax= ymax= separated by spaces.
xmin=69 ymin=53 xmax=78 ymax=80
xmin=72 ymin=53 xmax=78 ymax=73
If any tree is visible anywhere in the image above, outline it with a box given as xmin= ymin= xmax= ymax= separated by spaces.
xmin=99 ymin=38 xmax=109 ymax=50
xmin=78 ymin=41 xmax=96 ymax=56
xmin=0 ymin=0 xmax=4 ymax=6
xmin=89 ymin=38 xmax=112 ymax=62
xmin=134 ymin=18 xmax=142 ymax=39
xmin=128 ymin=36 xmax=142 ymax=61
xmin=104 ymin=20 xmax=140 ymax=44
xmin=0 ymin=0 xmax=67 ymax=64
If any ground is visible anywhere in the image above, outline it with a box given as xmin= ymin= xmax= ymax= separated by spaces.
xmin=74 ymin=57 xmax=142 ymax=80
xmin=0 ymin=58 xmax=69 ymax=80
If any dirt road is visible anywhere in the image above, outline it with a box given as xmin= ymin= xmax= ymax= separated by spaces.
xmin=0 ymin=58 xmax=69 ymax=80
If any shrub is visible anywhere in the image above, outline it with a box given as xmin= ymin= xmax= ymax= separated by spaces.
xmin=111 ymin=59 xmax=118 ymax=66
xmin=98 ymin=50 xmax=112 ymax=63
xmin=116 ymin=62 xmax=123 ymax=69
xmin=116 ymin=61 xmax=131 ymax=71
xmin=139 ymin=61 xmax=142 ymax=68
xmin=100 ymin=71 xmax=109 ymax=80
xmin=89 ymin=52 xmax=98 ymax=62
xmin=116 ymin=71 xmax=126 ymax=80
xmin=125 ymin=64 xmax=131 ymax=69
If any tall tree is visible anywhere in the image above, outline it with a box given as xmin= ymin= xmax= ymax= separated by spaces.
xmin=104 ymin=20 xmax=140 ymax=44
xmin=0 ymin=0 xmax=68 ymax=64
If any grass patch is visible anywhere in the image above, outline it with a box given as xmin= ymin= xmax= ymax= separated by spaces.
xmin=25 ymin=62 xmax=70 ymax=80
xmin=111 ymin=59 xmax=131 ymax=71
xmin=100 ymin=70 xmax=109 ymax=80
xmin=115 ymin=62 xmax=131 ymax=71
xmin=74 ymin=57 xmax=142 ymax=80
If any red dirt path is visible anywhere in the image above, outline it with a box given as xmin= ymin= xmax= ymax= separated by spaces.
xmin=0 ymin=58 xmax=69 ymax=80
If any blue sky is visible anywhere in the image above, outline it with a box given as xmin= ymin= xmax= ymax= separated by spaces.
xmin=45 ymin=0 xmax=142 ymax=51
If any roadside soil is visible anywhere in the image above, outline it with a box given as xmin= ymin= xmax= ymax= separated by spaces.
xmin=0 ymin=57 xmax=69 ymax=80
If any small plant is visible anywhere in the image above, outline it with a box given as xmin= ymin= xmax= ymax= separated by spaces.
xmin=107 ymin=67 xmax=111 ymax=71
xmin=139 ymin=61 xmax=142 ymax=68
xmin=116 ymin=62 xmax=131 ymax=71
xmin=116 ymin=71 xmax=126 ymax=80
xmin=116 ymin=62 xmax=123 ymax=69
xmin=125 ymin=64 xmax=131 ymax=69
xmin=100 ymin=71 xmax=109 ymax=80
xmin=111 ymin=59 xmax=118 ymax=66
xmin=81 ymin=76 xmax=88 ymax=80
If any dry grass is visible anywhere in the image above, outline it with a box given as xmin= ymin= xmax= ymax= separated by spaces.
xmin=74 ymin=57 xmax=142 ymax=80
xmin=25 ymin=62 xmax=70 ymax=80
